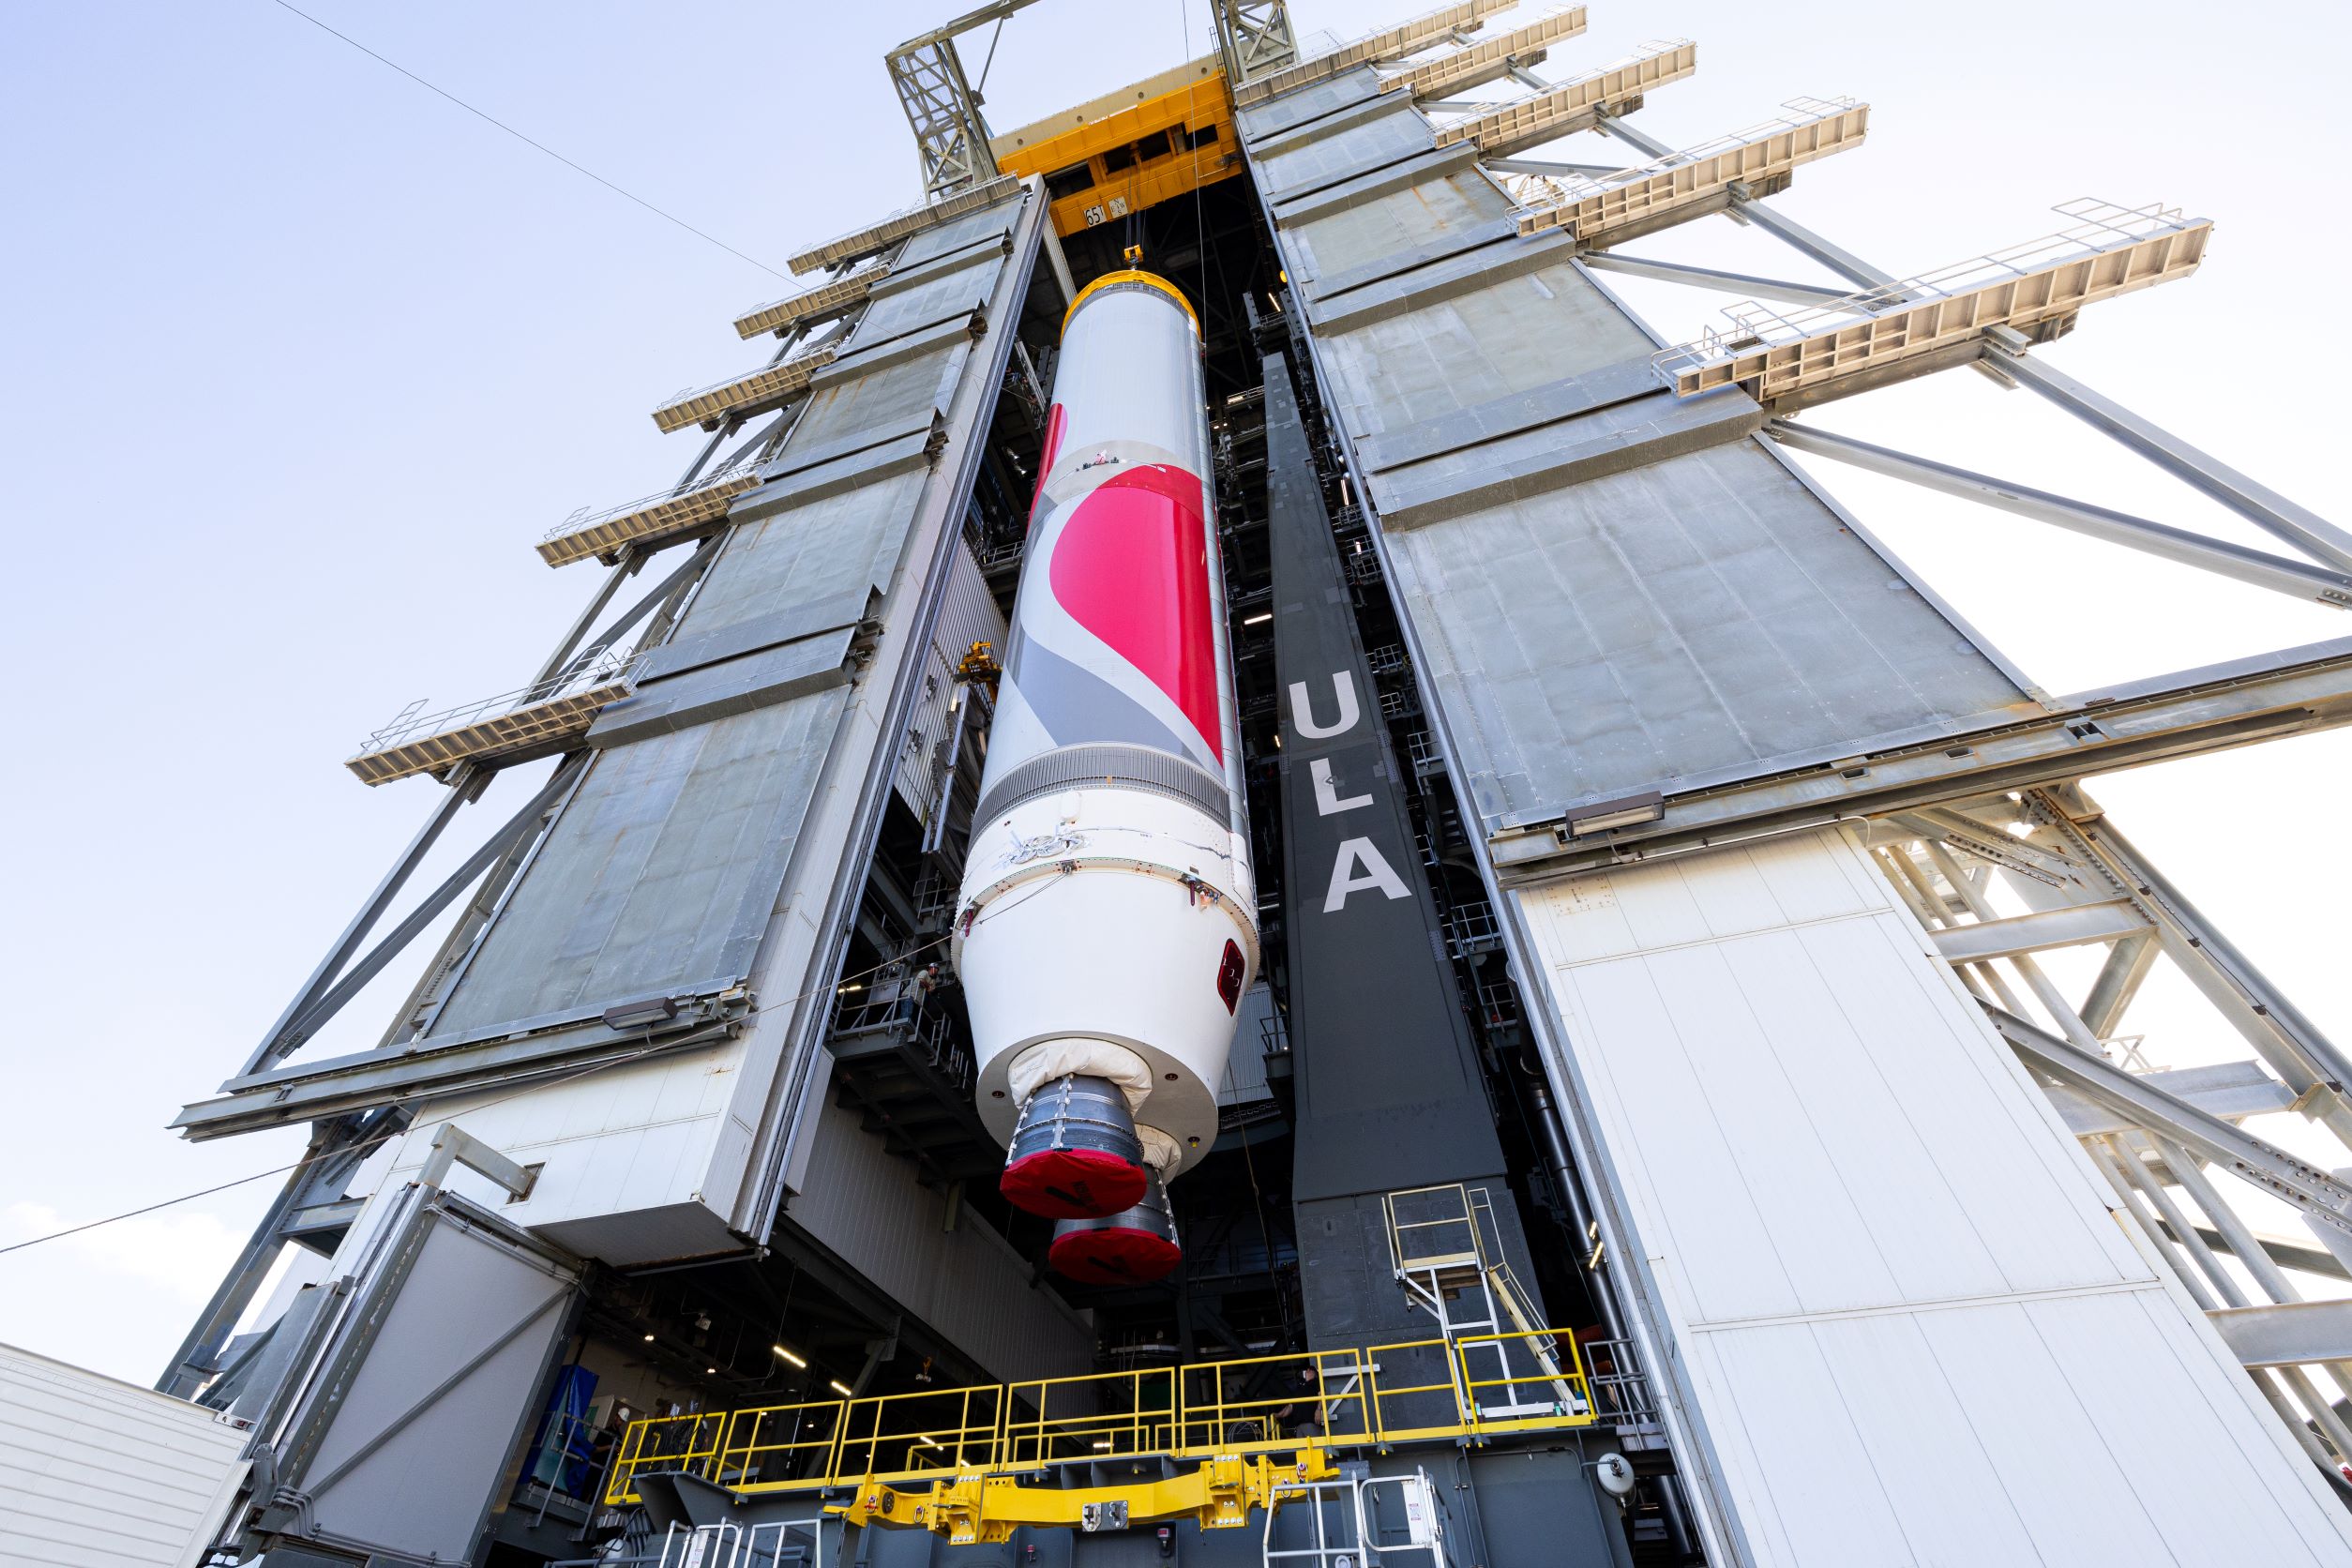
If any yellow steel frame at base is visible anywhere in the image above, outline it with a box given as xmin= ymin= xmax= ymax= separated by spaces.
xmin=844 ymin=1447 xmax=1338 ymax=1545
xmin=606 ymin=1328 xmax=1596 ymax=1509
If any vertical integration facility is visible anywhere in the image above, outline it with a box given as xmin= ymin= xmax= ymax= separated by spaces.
xmin=136 ymin=5 xmax=2352 ymax=1565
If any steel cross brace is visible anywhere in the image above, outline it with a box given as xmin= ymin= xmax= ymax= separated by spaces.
xmin=1988 ymin=1006 xmax=2352 ymax=1248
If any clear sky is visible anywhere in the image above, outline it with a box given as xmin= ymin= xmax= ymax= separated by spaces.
xmin=3 ymin=0 xmax=2347 ymax=1385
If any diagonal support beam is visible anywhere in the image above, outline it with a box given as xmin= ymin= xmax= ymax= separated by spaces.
xmin=1596 ymin=111 xmax=1890 ymax=288
xmin=1988 ymin=1006 xmax=2352 ymax=1244
xmin=265 ymin=758 xmax=590 ymax=1064
xmin=1987 ymin=349 xmax=2352 ymax=575
xmin=1770 ymin=422 xmax=2352 ymax=608
xmin=1581 ymin=252 xmax=1855 ymax=308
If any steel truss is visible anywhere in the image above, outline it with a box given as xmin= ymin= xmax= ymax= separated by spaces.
xmin=1868 ymin=788 xmax=2352 ymax=1485
xmin=1403 ymin=50 xmax=2352 ymax=1496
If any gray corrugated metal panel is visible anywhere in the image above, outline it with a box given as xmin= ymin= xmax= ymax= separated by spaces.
xmin=1370 ymin=386 xmax=1763 ymax=530
xmin=757 ymin=411 xmax=942 ymax=488
xmin=0 ymin=1343 xmax=249 ymax=1568
xmin=635 ymin=590 xmax=871 ymax=685
xmin=896 ymin=541 xmax=1005 ymax=822
xmin=1310 ymin=231 xmax=1579 ymax=334
xmin=1235 ymin=66 xmax=1384 ymax=143
xmin=867 ymin=230 xmax=1011 ymax=300
xmin=586 ymin=629 xmax=854 ymax=747
xmin=425 ymin=688 xmax=852 ymax=1041
xmin=788 ymin=1090 xmax=1095 ymax=1382
xmin=1314 ymin=257 xmax=1651 ymax=437
xmin=1255 ymin=104 xmax=1434 ymax=202
xmin=1283 ymin=166 xmax=1510 ymax=283
xmin=823 ymin=309 xmax=985 ymax=384
xmin=743 ymin=428 xmax=937 ymax=517
xmin=847 ymin=263 xmax=997 ymax=351
xmin=1356 ymin=358 xmax=1662 ymax=473
xmin=1382 ymin=439 xmax=2026 ymax=826
xmin=894 ymin=196 xmax=1022 ymax=269
xmin=1273 ymin=143 xmax=1481 ymax=229
xmin=686 ymin=469 xmax=927 ymax=642
xmin=1304 ymin=216 xmax=1517 ymax=302
xmin=799 ymin=319 xmax=964 ymax=404
xmin=1245 ymin=85 xmax=1410 ymax=158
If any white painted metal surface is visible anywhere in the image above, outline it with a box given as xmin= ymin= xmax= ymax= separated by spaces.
xmin=0 ymin=1342 xmax=248 ymax=1567
xmin=957 ymin=277 xmax=1258 ymax=1177
xmin=787 ymin=1093 xmax=1095 ymax=1381
xmin=1517 ymin=827 xmax=2352 ymax=1565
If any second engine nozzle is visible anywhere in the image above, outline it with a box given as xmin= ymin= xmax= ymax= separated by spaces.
xmin=1048 ymin=1170 xmax=1180 ymax=1285
xmin=1000 ymin=1074 xmax=1147 ymax=1218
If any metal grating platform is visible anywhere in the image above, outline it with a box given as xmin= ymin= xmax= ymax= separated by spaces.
xmin=345 ymin=654 xmax=638 ymax=785
xmin=1652 ymin=200 xmax=2211 ymax=407
xmin=651 ymin=344 xmax=837 ymax=434
xmin=1234 ymin=0 xmax=1517 ymax=108
xmin=732 ymin=263 xmax=890 ymax=339
xmin=1430 ymin=39 xmax=1697 ymax=157
xmin=1512 ymin=97 xmax=1869 ymax=245
xmin=785 ymin=174 xmax=1021 ymax=275
xmin=1379 ymin=6 xmax=1587 ymax=99
xmin=537 ymin=471 xmax=761 ymax=567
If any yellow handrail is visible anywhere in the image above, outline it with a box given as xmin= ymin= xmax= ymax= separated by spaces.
xmin=605 ymin=1325 xmax=1595 ymax=1505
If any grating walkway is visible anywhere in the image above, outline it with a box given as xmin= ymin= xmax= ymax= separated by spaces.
xmin=1651 ymin=200 xmax=2211 ymax=408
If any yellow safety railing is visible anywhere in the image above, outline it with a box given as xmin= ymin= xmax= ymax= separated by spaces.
xmin=606 ymin=1328 xmax=1595 ymax=1505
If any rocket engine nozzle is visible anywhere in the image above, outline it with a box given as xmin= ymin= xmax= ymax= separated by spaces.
xmin=1047 ymin=1169 xmax=1181 ymax=1285
xmin=999 ymin=1074 xmax=1148 ymax=1219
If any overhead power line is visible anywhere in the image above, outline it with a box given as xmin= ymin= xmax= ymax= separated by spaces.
xmin=264 ymin=0 xmax=791 ymax=280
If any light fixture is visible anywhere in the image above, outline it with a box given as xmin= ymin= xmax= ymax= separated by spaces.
xmin=829 ymin=1379 xmax=855 ymax=1397
xmin=1092 ymin=1440 xmax=1112 ymax=1451
xmin=919 ymin=1435 xmax=942 ymax=1448
xmin=1565 ymin=790 xmax=1666 ymax=839
xmin=1243 ymin=612 xmax=1272 ymax=626
xmin=704 ymin=1366 xmax=716 ymax=1375
xmin=773 ymin=1345 xmax=807 ymax=1368
xmin=642 ymin=1333 xmax=656 ymax=1343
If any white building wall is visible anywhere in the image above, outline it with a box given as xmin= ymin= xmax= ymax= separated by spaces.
xmin=1515 ymin=826 xmax=2352 ymax=1566
xmin=0 ymin=1342 xmax=248 ymax=1568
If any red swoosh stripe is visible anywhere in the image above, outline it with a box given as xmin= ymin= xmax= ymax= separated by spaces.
xmin=1047 ymin=463 xmax=1222 ymax=764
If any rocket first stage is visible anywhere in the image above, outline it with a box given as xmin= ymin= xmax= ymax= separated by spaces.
xmin=954 ymin=265 xmax=1257 ymax=1285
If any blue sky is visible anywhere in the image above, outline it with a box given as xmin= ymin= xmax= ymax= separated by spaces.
xmin=3 ymin=0 xmax=2347 ymax=1382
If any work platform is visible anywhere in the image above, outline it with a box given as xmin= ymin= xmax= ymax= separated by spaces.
xmin=1512 ymin=98 xmax=1869 ymax=246
xmin=538 ymin=470 xmax=761 ymax=567
xmin=1378 ymin=6 xmax=1588 ymax=99
xmin=734 ymin=264 xmax=892 ymax=339
xmin=1653 ymin=200 xmax=2212 ymax=408
xmin=344 ymin=652 xmax=638 ymax=785
xmin=652 ymin=343 xmax=839 ymax=433
xmin=1428 ymin=40 xmax=1697 ymax=158
xmin=606 ymin=1330 xmax=1595 ymax=1513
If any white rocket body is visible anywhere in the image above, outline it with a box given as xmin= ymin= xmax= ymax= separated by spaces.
xmin=955 ymin=273 xmax=1258 ymax=1198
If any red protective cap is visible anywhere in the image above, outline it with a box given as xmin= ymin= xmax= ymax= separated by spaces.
xmin=1048 ymin=1225 xmax=1184 ymax=1286
xmin=1000 ymin=1148 xmax=1147 ymax=1219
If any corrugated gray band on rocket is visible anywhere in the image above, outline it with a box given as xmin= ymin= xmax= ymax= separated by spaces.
xmin=972 ymin=742 xmax=1229 ymax=832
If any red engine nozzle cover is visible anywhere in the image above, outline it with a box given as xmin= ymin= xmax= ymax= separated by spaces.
xmin=1001 ymin=1147 xmax=1147 ymax=1219
xmin=1048 ymin=1223 xmax=1183 ymax=1285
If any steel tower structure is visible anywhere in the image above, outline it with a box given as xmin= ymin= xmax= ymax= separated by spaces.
xmin=131 ymin=5 xmax=2352 ymax=1565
